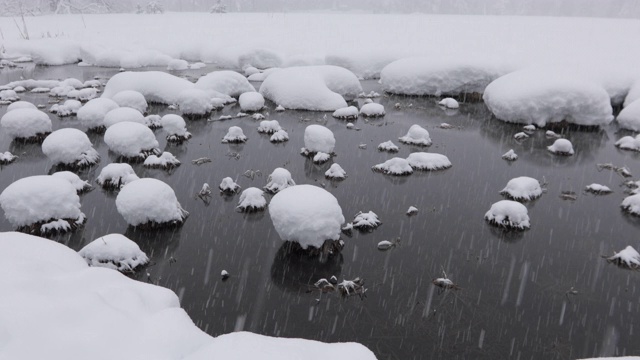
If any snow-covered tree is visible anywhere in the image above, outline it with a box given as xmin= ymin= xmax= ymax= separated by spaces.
xmin=210 ymin=0 xmax=227 ymax=13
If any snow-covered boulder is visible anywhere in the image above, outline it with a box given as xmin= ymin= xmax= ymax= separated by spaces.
xmin=399 ymin=124 xmax=432 ymax=146
xmin=219 ymin=177 xmax=241 ymax=194
xmin=0 ymin=108 xmax=52 ymax=142
xmin=259 ymin=66 xmax=362 ymax=111
xmin=621 ymin=193 xmax=640 ymax=215
xmin=77 ymin=98 xmax=120 ymax=131
xmin=605 ymin=245 xmax=640 ymax=269
xmin=79 ymin=233 xmax=149 ymax=272
xmin=359 ymin=103 xmax=385 ymax=117
xmin=237 ymin=187 xmax=267 ymax=212
xmin=42 ymin=128 xmax=99 ymax=168
xmin=248 ymin=67 xmax=281 ymax=82
xmin=615 ymin=135 xmax=640 ymax=152
xmin=7 ymin=101 xmax=37 ymax=112
xmin=257 ymin=120 xmax=282 ymax=134
xmin=50 ymin=85 xmax=75 ymax=98
xmin=96 ymin=163 xmax=140 ymax=190
xmin=103 ymin=107 xmax=146 ymax=128
xmin=239 ymin=91 xmax=265 ymax=112
xmin=302 ymin=125 xmax=335 ymax=155
xmin=222 ymin=126 xmax=247 ymax=143
xmin=270 ymin=130 xmax=289 ymax=143
xmin=372 ymin=157 xmax=413 ymax=175
xmin=325 ymin=163 xmax=347 ymax=180
xmin=0 ymin=151 xmax=17 ymax=165
xmin=616 ymin=99 xmax=640 ymax=131
xmin=547 ymin=138 xmax=574 ymax=155
xmin=332 ymin=106 xmax=359 ymax=120
xmin=51 ymin=100 xmax=82 ymax=117
xmin=194 ymin=70 xmax=255 ymax=97
xmin=167 ymin=59 xmax=189 ymax=71
xmin=145 ymin=114 xmax=162 ymax=129
xmin=51 ymin=171 xmax=92 ymax=194
xmin=102 ymin=71 xmax=194 ymax=105
xmin=0 ymin=175 xmax=85 ymax=235
xmin=116 ymin=178 xmax=188 ymax=228
xmin=112 ymin=90 xmax=148 ymax=114
xmin=144 ymin=152 xmax=181 ymax=169
xmin=438 ymin=98 xmax=459 ymax=109
xmin=104 ymin=122 xmax=160 ymax=160
xmin=0 ymin=89 xmax=19 ymax=102
xmin=502 ymin=149 xmax=518 ymax=161
xmin=484 ymin=200 xmax=530 ymax=230
xmin=378 ymin=140 xmax=399 ymax=153
xmin=500 ymin=176 xmax=542 ymax=201
xmin=264 ymin=168 xmax=295 ymax=193
xmin=406 ymin=152 xmax=452 ymax=171
xmin=177 ymin=89 xmax=214 ymax=116
xmin=269 ymin=185 xmax=345 ymax=249
xmin=585 ymin=184 xmax=612 ymax=194
xmin=161 ymin=114 xmax=191 ymax=142
xmin=67 ymin=88 xmax=98 ymax=102
xmin=380 ymin=57 xmax=503 ymax=96
xmin=483 ymin=69 xmax=614 ymax=127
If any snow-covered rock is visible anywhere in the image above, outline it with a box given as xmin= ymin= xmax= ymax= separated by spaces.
xmin=484 ymin=200 xmax=530 ymax=230
xmin=222 ymin=126 xmax=247 ymax=143
xmin=77 ymin=98 xmax=119 ymax=130
xmin=502 ymin=149 xmax=518 ymax=161
xmin=0 ymin=108 xmax=52 ymax=142
xmin=325 ymin=163 xmax=347 ymax=180
xmin=547 ymin=138 xmax=574 ymax=155
xmin=585 ymin=183 xmax=612 ymax=194
xmin=372 ymin=157 xmax=413 ymax=175
xmin=194 ymin=70 xmax=255 ymax=97
xmin=438 ymin=98 xmax=459 ymax=109
xmin=0 ymin=175 xmax=85 ymax=235
xmin=399 ymin=124 xmax=432 ymax=146
xmin=237 ymin=187 xmax=267 ymax=212
xmin=248 ymin=67 xmax=281 ymax=82
xmin=116 ymin=178 xmax=188 ymax=227
xmin=67 ymin=88 xmax=98 ymax=102
xmin=102 ymin=71 xmax=194 ymax=105
xmin=500 ymin=176 xmax=542 ymax=201
xmin=161 ymin=114 xmax=192 ymax=142
xmin=359 ymin=103 xmax=385 ymax=117
xmin=615 ymin=135 xmax=640 ymax=152
xmin=219 ymin=177 xmax=241 ymax=194
xmin=257 ymin=120 xmax=282 ymax=134
xmin=104 ymin=122 xmax=160 ymax=160
xmin=406 ymin=152 xmax=452 ymax=171
xmin=96 ymin=163 xmax=140 ymax=190
xmin=239 ymin=91 xmax=265 ymax=112
xmin=177 ymin=89 xmax=214 ymax=116
xmin=483 ymin=69 xmax=614 ymax=127
xmin=42 ymin=128 xmax=99 ymax=168
xmin=302 ymin=125 xmax=335 ymax=154
xmin=621 ymin=193 xmax=640 ymax=215
xmin=270 ymin=129 xmax=289 ymax=143
xmin=616 ymin=99 xmax=640 ymax=131
xmin=523 ymin=124 xmax=536 ymax=132
xmin=513 ymin=132 xmax=529 ymax=140
xmin=0 ymin=89 xmax=19 ymax=102
xmin=352 ymin=211 xmax=381 ymax=230
xmin=264 ymin=168 xmax=295 ymax=193
xmin=51 ymin=99 xmax=82 ymax=117
xmin=51 ymin=171 xmax=92 ymax=194
xmin=332 ymin=106 xmax=359 ymax=120
xmin=144 ymin=152 xmax=181 ymax=169
xmin=144 ymin=114 xmax=162 ymax=129
xmin=0 ymin=151 xmax=17 ymax=165
xmin=50 ymin=85 xmax=75 ymax=98
xmin=605 ymin=245 xmax=640 ymax=269
xmin=406 ymin=206 xmax=419 ymax=216
xmin=269 ymin=185 xmax=345 ymax=249
xmin=112 ymin=90 xmax=148 ymax=113
xmin=79 ymin=233 xmax=149 ymax=272
xmin=7 ymin=100 xmax=37 ymax=112
xmin=167 ymin=59 xmax=189 ymax=71
xmin=103 ymin=107 xmax=146 ymax=128
xmin=377 ymin=140 xmax=399 ymax=153
xmin=259 ymin=66 xmax=362 ymax=111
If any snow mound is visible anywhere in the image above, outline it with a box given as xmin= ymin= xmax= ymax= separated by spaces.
xmin=0 ymin=108 xmax=52 ymax=141
xmin=269 ymin=185 xmax=345 ymax=249
xmin=102 ymin=71 xmax=194 ymax=105
xmin=547 ymin=138 xmax=574 ymax=155
xmin=51 ymin=100 xmax=82 ymax=117
xmin=483 ymin=69 xmax=614 ymax=127
xmin=621 ymin=193 xmax=640 ymax=216
xmin=222 ymin=126 xmax=247 ymax=143
xmin=67 ymin=88 xmax=98 ymax=102
xmin=112 ymin=90 xmax=148 ymax=113
xmin=145 ymin=114 xmax=162 ymax=129
xmin=264 ymin=168 xmax=296 ymax=194
xmin=332 ymin=106 xmax=359 ymax=120
xmin=79 ymin=233 xmax=149 ymax=272
xmin=259 ymin=66 xmax=362 ymax=111
xmin=585 ymin=184 xmax=612 ymax=194
xmin=7 ymin=101 xmax=37 ymax=112
xmin=49 ymin=85 xmax=75 ymax=98
xmin=484 ymin=200 xmax=530 ymax=230
xmin=616 ymin=99 xmax=640 ymax=131
xmin=502 ymin=149 xmax=518 ymax=161
xmin=270 ymin=130 xmax=289 ymax=143
xmin=500 ymin=176 xmax=542 ymax=201
xmin=237 ymin=187 xmax=267 ymax=212
xmin=96 ymin=163 xmax=140 ymax=190
xmin=378 ymin=140 xmax=399 ymax=153
xmin=399 ymin=124 xmax=432 ymax=146
xmin=352 ymin=211 xmax=381 ymax=230
xmin=615 ymin=135 xmax=640 ymax=152
xmin=0 ymin=175 xmax=85 ymax=235
xmin=257 ymin=120 xmax=282 ymax=134
xmin=406 ymin=152 xmax=452 ymax=171
xmin=239 ymin=91 xmax=265 ymax=112
xmin=372 ymin=157 xmax=413 ymax=176
xmin=0 ymin=151 xmax=17 ymax=165
xmin=381 ymin=57 xmax=503 ymax=96
xmin=0 ymin=89 xmax=19 ymax=102
xmin=51 ymin=171 xmax=92 ymax=194
xmin=161 ymin=114 xmax=192 ymax=142
xmin=605 ymin=246 xmax=640 ymax=269
xmin=219 ymin=177 xmax=241 ymax=194
xmin=144 ymin=152 xmax=181 ymax=169
xmin=77 ymin=98 xmax=120 ymax=130
xmin=178 ymin=89 xmax=214 ymax=116
xmin=116 ymin=178 xmax=188 ymax=227
xmin=302 ymin=125 xmax=335 ymax=154
xmin=104 ymin=122 xmax=160 ymax=160
xmin=167 ymin=59 xmax=189 ymax=71
xmin=325 ymin=163 xmax=347 ymax=180
xmin=248 ymin=68 xmax=281 ymax=82
xmin=360 ymin=103 xmax=385 ymax=117
xmin=103 ymin=107 xmax=146 ymax=128
xmin=42 ymin=128 xmax=99 ymax=168
xmin=438 ymin=98 xmax=460 ymax=109
xmin=194 ymin=70 xmax=255 ymax=97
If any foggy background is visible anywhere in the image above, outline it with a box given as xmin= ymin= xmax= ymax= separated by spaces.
xmin=1 ymin=0 xmax=638 ymax=19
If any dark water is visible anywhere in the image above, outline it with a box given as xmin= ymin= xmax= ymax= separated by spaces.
xmin=1 ymin=64 xmax=639 ymax=360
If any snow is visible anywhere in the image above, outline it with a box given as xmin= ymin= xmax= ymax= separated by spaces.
xmin=77 ymin=98 xmax=120 ymax=130
xmin=372 ymin=157 xmax=414 ymax=176
xmin=194 ymin=70 xmax=255 ymax=97
xmin=378 ymin=140 xmax=399 ymax=153
xmin=399 ymin=124 xmax=432 ymax=146
xmin=500 ymin=176 xmax=543 ymax=201
xmin=42 ymin=128 xmax=99 ymax=168
xmin=615 ymin=135 xmax=640 ymax=152
xmin=483 ymin=68 xmax=614 ymax=127
xmin=406 ymin=152 xmax=452 ymax=171
xmin=239 ymin=91 xmax=265 ymax=112
xmin=264 ymin=168 xmax=296 ymax=194
xmin=67 ymin=88 xmax=98 ymax=102
xmin=102 ymin=71 xmax=194 ymax=105
xmin=523 ymin=125 xmax=536 ymax=132
xmin=222 ymin=126 xmax=247 ymax=143
xmin=303 ymin=125 xmax=335 ymax=154
xmin=104 ymin=122 xmax=160 ymax=159
xmin=103 ymin=107 xmax=146 ymax=128
xmin=313 ymin=152 xmax=331 ymax=164
xmin=352 ymin=211 xmax=381 ymax=230
xmin=616 ymin=99 xmax=640 ymax=131
xmin=167 ymin=59 xmax=189 ymax=71
xmin=0 ymin=108 xmax=51 ymax=141
xmin=502 ymin=149 xmax=518 ymax=161
xmin=268 ymin=185 xmax=345 ymax=249
xmin=116 ymin=178 xmax=188 ymax=227
xmin=161 ymin=114 xmax=192 ymax=142
xmin=605 ymin=246 xmax=640 ymax=269
xmin=438 ymin=98 xmax=460 ymax=109
xmin=624 ymin=82 xmax=640 ymax=108
xmin=7 ymin=100 xmax=37 ymax=112
xmin=96 ymin=163 xmax=140 ymax=190
xmin=381 ymin=57 xmax=504 ymax=96
xmin=270 ymin=130 xmax=289 ymax=143
xmin=49 ymin=85 xmax=75 ymax=98
xmin=325 ymin=163 xmax=347 ymax=180
xmin=585 ymin=184 xmax=612 ymax=194
xmin=332 ymin=106 xmax=359 ymax=120
xmin=219 ymin=177 xmax=241 ymax=194
xmin=237 ymin=187 xmax=267 ymax=212
xmin=0 ymin=175 xmax=85 ymax=233
xmin=259 ymin=66 xmax=362 ymax=111
xmin=257 ymin=120 xmax=282 ymax=134
xmin=0 ymin=89 xmax=19 ymax=102
xmin=112 ymin=90 xmax=148 ymax=114
xmin=51 ymin=171 xmax=92 ymax=194
xmin=406 ymin=206 xmax=419 ymax=215
xmin=178 ymin=89 xmax=215 ymax=116
xmin=275 ymin=105 xmax=286 ymax=112
xmin=145 ymin=114 xmax=163 ymax=129
xmin=51 ymin=99 xmax=82 ymax=117
xmin=360 ymin=103 xmax=385 ymax=117
xmin=547 ymin=138 xmax=575 ymax=155
xmin=484 ymin=200 xmax=530 ymax=230
xmin=0 ymin=151 xmax=17 ymax=164
xmin=621 ymin=193 xmax=640 ymax=216
xmin=79 ymin=233 xmax=149 ymax=272
xmin=248 ymin=68 xmax=281 ymax=82
xmin=144 ymin=152 xmax=181 ymax=169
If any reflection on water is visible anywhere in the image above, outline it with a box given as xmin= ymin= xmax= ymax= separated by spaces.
xmin=0 ymin=65 xmax=639 ymax=359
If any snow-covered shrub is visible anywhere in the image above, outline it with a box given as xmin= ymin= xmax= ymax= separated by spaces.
xmin=7 ymin=101 xmax=37 ymax=112
xmin=77 ymin=98 xmax=120 ymax=131
xmin=0 ymin=108 xmax=52 ymax=142
xmin=399 ymin=125 xmax=432 ymax=146
xmin=116 ymin=178 xmax=188 ymax=228
xmin=264 ymin=168 xmax=296 ymax=193
xmin=51 ymin=171 xmax=92 ymax=194
xmin=104 ymin=122 xmax=160 ymax=160
xmin=502 ymin=149 xmax=518 ymax=161
xmin=161 ymin=114 xmax=191 ymax=142
xmin=270 ymin=130 xmax=289 ymax=143
xmin=219 ymin=177 xmax=241 ymax=194
xmin=257 ymin=120 xmax=282 ymax=134
xmin=222 ymin=126 xmax=247 ymax=143
xmin=438 ymin=98 xmax=459 ymax=109
xmin=547 ymin=138 xmax=574 ymax=155
xmin=617 ymin=100 xmax=640 ymax=131
xmin=103 ymin=107 xmax=146 ymax=128
xmin=360 ymin=103 xmax=385 ymax=117
xmin=239 ymin=91 xmax=265 ymax=112
xmin=0 ymin=175 xmax=85 ymax=235
xmin=177 ymin=89 xmax=214 ymax=116
xmin=237 ymin=187 xmax=267 ymax=212
xmin=42 ymin=128 xmax=99 ymax=169
xmin=500 ymin=176 xmax=542 ymax=201
xmin=302 ymin=125 xmax=335 ymax=157
xmin=144 ymin=114 xmax=162 ymax=129
xmin=144 ymin=152 xmax=181 ymax=169
xmin=96 ymin=163 xmax=140 ymax=190
xmin=269 ymin=185 xmax=345 ymax=250
xmin=79 ymin=234 xmax=149 ymax=273
xmin=484 ymin=200 xmax=530 ymax=230
xmin=325 ymin=163 xmax=347 ymax=180
xmin=167 ymin=59 xmax=189 ymax=71
xmin=605 ymin=246 xmax=640 ymax=269
xmin=112 ymin=90 xmax=148 ymax=114
xmin=372 ymin=157 xmax=413 ymax=175
xmin=352 ymin=211 xmax=381 ymax=230
xmin=406 ymin=152 xmax=452 ymax=171
xmin=332 ymin=106 xmax=359 ymax=120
